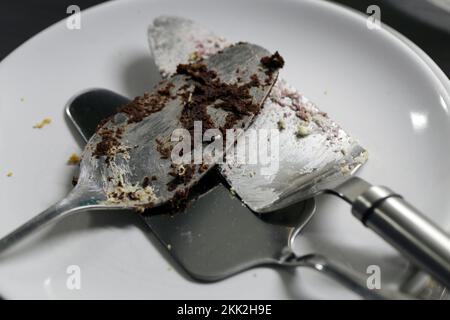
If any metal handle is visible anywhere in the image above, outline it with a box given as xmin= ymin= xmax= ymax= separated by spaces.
xmin=282 ymin=253 xmax=412 ymax=299
xmin=0 ymin=202 xmax=70 ymax=254
xmin=0 ymin=190 xmax=94 ymax=255
xmin=350 ymin=185 xmax=450 ymax=288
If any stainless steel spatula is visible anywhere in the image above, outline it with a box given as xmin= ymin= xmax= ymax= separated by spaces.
xmin=0 ymin=43 xmax=279 ymax=253
xmin=148 ymin=16 xmax=450 ymax=287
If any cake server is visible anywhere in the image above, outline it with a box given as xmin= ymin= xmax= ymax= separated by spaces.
xmin=0 ymin=43 xmax=279 ymax=253
xmin=66 ymin=88 xmax=412 ymax=299
xmin=148 ymin=16 xmax=450 ymax=287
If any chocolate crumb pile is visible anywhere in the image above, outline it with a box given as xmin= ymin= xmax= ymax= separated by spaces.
xmin=93 ymin=127 xmax=126 ymax=163
xmin=161 ymin=51 xmax=283 ymax=194
xmin=175 ymin=61 xmax=262 ymax=137
xmin=93 ymin=129 xmax=120 ymax=157
xmin=158 ymin=56 xmax=274 ymax=191
xmin=260 ymin=51 xmax=285 ymax=72
xmin=119 ymin=82 xmax=175 ymax=124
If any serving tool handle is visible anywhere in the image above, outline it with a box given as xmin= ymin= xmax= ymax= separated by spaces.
xmin=0 ymin=189 xmax=99 ymax=254
xmin=282 ymin=253 xmax=413 ymax=299
xmin=334 ymin=177 xmax=450 ymax=288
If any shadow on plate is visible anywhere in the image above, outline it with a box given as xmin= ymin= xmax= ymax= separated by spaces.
xmin=121 ymin=54 xmax=162 ymax=98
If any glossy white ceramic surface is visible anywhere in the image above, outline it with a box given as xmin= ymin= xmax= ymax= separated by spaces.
xmin=0 ymin=0 xmax=449 ymax=299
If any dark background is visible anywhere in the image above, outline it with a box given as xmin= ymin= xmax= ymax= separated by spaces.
xmin=0 ymin=0 xmax=449 ymax=78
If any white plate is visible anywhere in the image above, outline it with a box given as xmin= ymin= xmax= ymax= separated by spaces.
xmin=1 ymin=0 xmax=450 ymax=299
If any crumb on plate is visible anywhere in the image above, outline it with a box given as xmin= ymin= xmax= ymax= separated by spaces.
xmin=33 ymin=118 xmax=52 ymax=129
xmin=67 ymin=153 xmax=81 ymax=165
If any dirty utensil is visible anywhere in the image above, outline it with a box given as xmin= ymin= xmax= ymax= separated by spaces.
xmin=148 ymin=16 xmax=450 ymax=287
xmin=0 ymin=43 xmax=279 ymax=253
xmin=66 ymin=88 xmax=411 ymax=299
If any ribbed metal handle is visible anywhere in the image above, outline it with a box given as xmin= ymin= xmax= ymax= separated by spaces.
xmin=352 ymin=186 xmax=450 ymax=288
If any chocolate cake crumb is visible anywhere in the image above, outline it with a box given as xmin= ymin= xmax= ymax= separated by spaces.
xmin=141 ymin=175 xmax=158 ymax=188
xmin=175 ymin=61 xmax=263 ymax=139
xmin=142 ymin=176 xmax=151 ymax=188
xmin=157 ymin=82 xmax=175 ymax=96
xmin=260 ymin=51 xmax=285 ymax=71
xmin=95 ymin=117 xmax=110 ymax=132
xmin=92 ymin=125 xmax=132 ymax=164
xmin=93 ymin=127 xmax=121 ymax=161
xmin=162 ymin=51 xmax=283 ymax=193
xmin=118 ymin=81 xmax=175 ymax=124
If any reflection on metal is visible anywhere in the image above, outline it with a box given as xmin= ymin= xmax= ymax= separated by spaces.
xmin=428 ymin=0 xmax=450 ymax=13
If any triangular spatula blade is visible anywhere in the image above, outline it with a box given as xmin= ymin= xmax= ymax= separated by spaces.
xmin=148 ymin=16 xmax=368 ymax=213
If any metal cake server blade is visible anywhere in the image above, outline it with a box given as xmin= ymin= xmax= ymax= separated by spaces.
xmin=148 ymin=16 xmax=450 ymax=287
xmin=148 ymin=15 xmax=367 ymax=213
xmin=67 ymin=88 xmax=413 ymax=299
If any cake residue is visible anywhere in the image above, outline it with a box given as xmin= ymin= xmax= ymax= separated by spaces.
xmin=105 ymin=183 xmax=157 ymax=213
xmin=33 ymin=118 xmax=52 ymax=129
xmin=67 ymin=153 xmax=81 ymax=165
xmin=260 ymin=51 xmax=285 ymax=72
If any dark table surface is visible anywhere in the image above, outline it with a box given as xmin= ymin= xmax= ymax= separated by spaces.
xmin=0 ymin=0 xmax=449 ymax=78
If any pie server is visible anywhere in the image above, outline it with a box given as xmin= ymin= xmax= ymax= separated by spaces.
xmin=66 ymin=88 xmax=411 ymax=299
xmin=147 ymin=16 xmax=450 ymax=288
